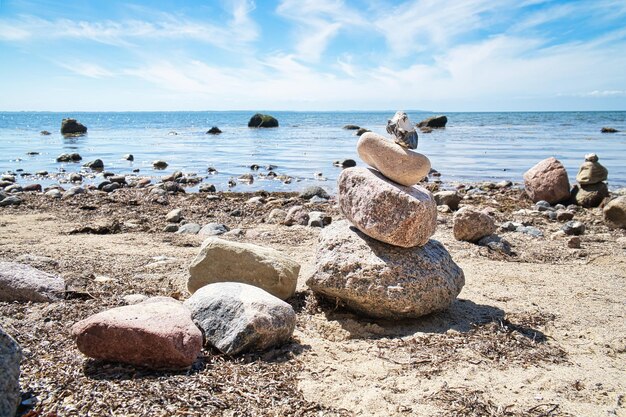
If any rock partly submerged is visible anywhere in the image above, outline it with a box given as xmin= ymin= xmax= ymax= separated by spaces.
xmin=248 ymin=113 xmax=279 ymax=128
xmin=60 ymin=118 xmax=87 ymax=135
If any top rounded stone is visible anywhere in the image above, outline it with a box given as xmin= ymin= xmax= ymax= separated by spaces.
xmin=357 ymin=132 xmax=431 ymax=186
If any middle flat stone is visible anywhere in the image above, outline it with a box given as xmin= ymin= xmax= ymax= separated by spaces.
xmin=357 ymin=132 xmax=431 ymax=186
xmin=338 ymin=167 xmax=437 ymax=247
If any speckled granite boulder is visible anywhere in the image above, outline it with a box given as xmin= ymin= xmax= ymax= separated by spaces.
xmin=604 ymin=196 xmax=626 ymax=228
xmin=306 ymin=221 xmax=464 ymax=319
xmin=0 ymin=326 xmax=21 ymax=417
xmin=71 ymin=297 xmax=202 ymax=369
xmin=187 ymin=238 xmax=299 ymax=300
xmin=357 ymin=132 xmax=430 ymax=186
xmin=452 ymin=207 xmax=496 ymax=243
xmin=184 ymin=283 xmax=296 ymax=355
xmin=523 ymin=157 xmax=570 ymax=204
xmin=338 ymin=167 xmax=436 ymax=248
xmin=0 ymin=262 xmax=65 ymax=302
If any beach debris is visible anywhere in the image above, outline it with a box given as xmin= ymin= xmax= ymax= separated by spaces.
xmin=299 ymin=185 xmax=329 ymax=200
xmin=60 ymin=118 xmax=87 ymax=135
xmin=357 ymin=132 xmax=431 ymax=186
xmin=152 ymin=160 xmax=168 ymax=169
xmin=248 ymin=113 xmax=279 ymax=128
xmin=523 ymin=157 xmax=570 ymax=204
xmin=387 ymin=111 xmax=418 ymax=149
xmin=0 ymin=262 xmax=65 ymax=302
xmin=355 ymin=127 xmax=370 ymax=136
xmin=0 ymin=326 xmax=21 ymax=417
xmin=603 ymin=196 xmax=626 ymax=228
xmin=333 ymin=159 xmax=356 ymax=168
xmin=417 ymin=115 xmax=447 ymax=129
xmin=122 ymin=154 xmax=134 ymax=161
xmin=206 ymin=126 xmax=222 ymax=134
xmin=307 ymin=220 xmax=464 ymax=319
xmin=343 ymin=124 xmax=360 ymax=130
xmin=188 ymin=237 xmax=299 ymax=300
xmin=601 ymin=127 xmax=618 ymax=133
xmin=83 ymin=159 xmax=104 ymax=170
xmin=453 ymin=207 xmax=497 ymax=243
xmin=572 ymin=153 xmax=609 ymax=208
xmin=184 ymin=282 xmax=296 ymax=355
xmin=434 ymin=190 xmax=461 ymax=211
xmin=56 ymin=153 xmax=82 ymax=163
xmin=71 ymin=297 xmax=202 ymax=369
xmin=339 ymin=167 xmax=436 ymax=247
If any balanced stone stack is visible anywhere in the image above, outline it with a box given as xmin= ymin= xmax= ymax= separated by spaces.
xmin=307 ymin=112 xmax=465 ymax=319
xmin=573 ymin=153 xmax=609 ymax=208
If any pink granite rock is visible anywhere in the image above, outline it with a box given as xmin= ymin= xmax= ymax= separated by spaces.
xmin=338 ymin=167 xmax=436 ymax=247
xmin=71 ymin=297 xmax=202 ymax=369
xmin=452 ymin=207 xmax=496 ymax=242
xmin=523 ymin=157 xmax=571 ymax=204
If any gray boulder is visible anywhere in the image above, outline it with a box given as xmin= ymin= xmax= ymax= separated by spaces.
xmin=188 ymin=237 xmax=299 ymax=300
xmin=184 ymin=282 xmax=295 ymax=355
xmin=176 ymin=223 xmax=201 ymax=235
xmin=0 ymin=327 xmax=21 ymax=417
xmin=434 ymin=190 xmax=461 ymax=211
xmin=306 ymin=221 xmax=464 ymax=319
xmin=0 ymin=196 xmax=21 ymax=207
xmin=166 ymin=208 xmax=183 ymax=223
xmin=0 ymin=262 xmax=65 ymax=302
xmin=198 ymin=223 xmax=229 ymax=237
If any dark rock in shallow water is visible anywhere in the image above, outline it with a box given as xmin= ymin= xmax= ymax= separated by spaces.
xmin=356 ymin=127 xmax=371 ymax=136
xmin=83 ymin=159 xmax=104 ymax=170
xmin=206 ymin=127 xmax=222 ymax=134
xmin=333 ymin=159 xmax=356 ymax=168
xmin=601 ymin=127 xmax=618 ymax=133
xmin=417 ymin=115 xmax=448 ymax=128
xmin=248 ymin=113 xmax=279 ymax=128
xmin=123 ymin=154 xmax=134 ymax=161
xmin=40 ymin=130 xmax=51 ymax=135
xmin=153 ymin=160 xmax=168 ymax=169
xmin=60 ymin=118 xmax=87 ymax=135
xmin=343 ymin=124 xmax=360 ymax=130
xmin=56 ymin=153 xmax=82 ymax=163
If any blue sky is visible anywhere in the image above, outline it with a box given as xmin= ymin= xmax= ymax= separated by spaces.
xmin=1 ymin=0 xmax=625 ymax=111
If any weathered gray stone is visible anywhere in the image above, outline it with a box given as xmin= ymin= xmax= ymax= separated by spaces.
xmin=71 ymin=298 xmax=202 ymax=369
xmin=0 ymin=196 xmax=21 ymax=207
xmin=83 ymin=159 xmax=104 ymax=170
xmin=434 ymin=190 xmax=461 ymax=211
xmin=188 ymin=238 xmax=299 ymax=300
xmin=283 ymin=206 xmax=309 ymax=226
xmin=175 ymin=223 xmax=201 ymax=235
xmin=562 ymin=221 xmax=585 ymax=236
xmin=198 ymin=223 xmax=229 ymax=237
xmin=299 ymin=186 xmax=329 ymax=200
xmin=0 ymin=262 xmax=65 ymax=302
xmin=266 ymin=208 xmax=288 ymax=224
xmin=0 ymin=326 xmax=21 ymax=417
xmin=306 ymin=221 xmax=464 ymax=319
xmin=357 ymin=132 xmax=431 ymax=186
xmin=338 ymin=167 xmax=436 ymax=248
xmin=166 ymin=208 xmax=183 ymax=223
xmin=184 ymin=282 xmax=295 ymax=355
xmin=453 ymin=207 xmax=496 ymax=243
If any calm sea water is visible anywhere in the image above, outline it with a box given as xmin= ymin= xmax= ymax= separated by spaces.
xmin=1 ymin=111 xmax=625 ymax=192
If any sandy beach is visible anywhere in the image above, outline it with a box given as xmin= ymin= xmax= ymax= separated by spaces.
xmin=1 ymin=184 xmax=625 ymax=416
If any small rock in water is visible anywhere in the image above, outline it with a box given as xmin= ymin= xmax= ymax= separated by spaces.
xmin=333 ymin=159 xmax=356 ymax=168
xmin=601 ymin=127 xmax=618 ymax=133
xmin=343 ymin=124 xmax=360 ymax=130
xmin=562 ymin=221 xmax=585 ymax=236
xmin=153 ymin=160 xmax=168 ymax=169
xmin=56 ymin=153 xmax=82 ymax=163
xmin=239 ymin=173 xmax=254 ymax=184
xmin=61 ymin=118 xmax=87 ymax=135
xmin=40 ymin=130 xmax=51 ymax=135
xmin=206 ymin=127 xmax=222 ymax=134
xmin=122 ymin=154 xmax=134 ymax=161
xmin=248 ymin=113 xmax=279 ymax=128
xmin=198 ymin=183 xmax=216 ymax=193
xmin=83 ymin=159 xmax=104 ymax=170
xmin=417 ymin=115 xmax=448 ymax=128
xmin=386 ymin=111 xmax=418 ymax=149
xmin=69 ymin=173 xmax=83 ymax=182
xmin=207 ymin=167 xmax=218 ymax=174
xmin=184 ymin=282 xmax=295 ymax=355
xmin=356 ymin=127 xmax=371 ymax=136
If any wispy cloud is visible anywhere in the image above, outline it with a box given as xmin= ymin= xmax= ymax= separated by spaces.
xmin=57 ymin=62 xmax=115 ymax=78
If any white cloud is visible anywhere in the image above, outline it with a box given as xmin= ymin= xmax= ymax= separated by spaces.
xmin=57 ymin=62 xmax=115 ymax=78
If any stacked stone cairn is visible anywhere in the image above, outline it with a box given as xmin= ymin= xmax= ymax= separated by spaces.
xmin=572 ymin=153 xmax=609 ymax=208
xmin=307 ymin=111 xmax=465 ymax=319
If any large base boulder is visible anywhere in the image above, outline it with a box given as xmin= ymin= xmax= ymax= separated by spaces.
xmin=356 ymin=132 xmax=430 ymax=186
xmin=71 ymin=298 xmax=202 ymax=369
xmin=184 ymin=283 xmax=296 ymax=355
xmin=0 ymin=262 xmax=65 ymax=302
xmin=0 ymin=327 xmax=21 ymax=417
xmin=453 ymin=207 xmax=496 ymax=242
xmin=572 ymin=182 xmax=609 ymax=208
xmin=338 ymin=167 xmax=436 ymax=248
xmin=306 ymin=221 xmax=465 ymax=319
xmin=604 ymin=196 xmax=626 ymax=228
xmin=187 ymin=238 xmax=300 ymax=300
xmin=523 ymin=157 xmax=571 ymax=204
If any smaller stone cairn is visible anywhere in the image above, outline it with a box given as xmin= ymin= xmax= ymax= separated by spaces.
xmin=307 ymin=111 xmax=465 ymax=319
xmin=573 ymin=153 xmax=609 ymax=208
